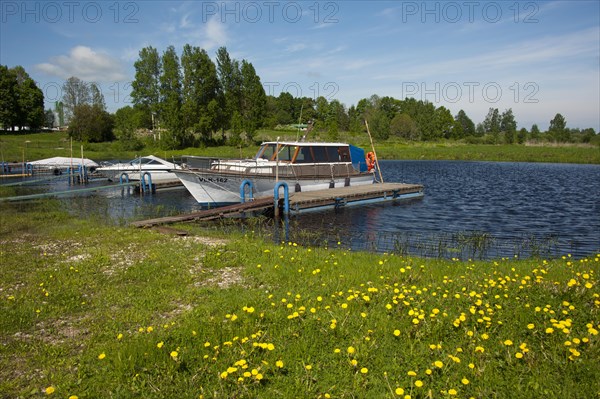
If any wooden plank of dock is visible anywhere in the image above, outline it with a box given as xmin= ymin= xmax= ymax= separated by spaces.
xmin=130 ymin=196 xmax=275 ymax=228
xmin=130 ymin=182 xmax=423 ymax=228
xmin=288 ymin=183 xmax=423 ymax=211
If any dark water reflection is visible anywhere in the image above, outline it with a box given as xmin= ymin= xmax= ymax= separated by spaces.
xmin=3 ymin=160 xmax=599 ymax=259
xmin=281 ymin=161 xmax=600 ymax=259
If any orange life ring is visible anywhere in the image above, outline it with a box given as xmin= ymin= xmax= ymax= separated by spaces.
xmin=366 ymin=152 xmax=376 ymax=171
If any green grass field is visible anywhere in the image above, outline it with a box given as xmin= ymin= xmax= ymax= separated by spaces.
xmin=1 ymin=131 xmax=599 ymax=164
xmin=1 ymin=202 xmax=598 ymax=398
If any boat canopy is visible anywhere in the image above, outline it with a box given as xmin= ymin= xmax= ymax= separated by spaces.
xmin=254 ymin=142 xmax=364 ymax=168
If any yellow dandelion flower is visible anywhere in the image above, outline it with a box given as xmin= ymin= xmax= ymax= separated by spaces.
xmin=461 ymin=377 xmax=470 ymax=385
xmin=45 ymin=386 xmax=55 ymax=395
xmin=360 ymin=367 xmax=368 ymax=374
xmin=305 ymin=364 xmax=312 ymax=370
xmin=434 ymin=360 xmax=443 ymax=368
xmin=448 ymin=388 xmax=457 ymax=395
xmin=117 ymin=333 xmax=123 ymax=340
xmin=334 ymin=348 xmax=341 ymax=353
xmin=527 ymin=323 xmax=535 ymax=330
xmin=515 ymin=352 xmax=524 ymax=359
xmin=347 ymin=346 xmax=356 ymax=354
xmin=546 ymin=327 xmax=554 ymax=334
xmin=98 ymin=353 xmax=106 ymax=360
xmin=414 ymin=380 xmax=424 ymax=388
xmin=170 ymin=351 xmax=178 ymax=359
xmin=394 ymin=329 xmax=401 ymax=336
xmin=276 ymin=360 xmax=284 ymax=368
xmin=220 ymin=371 xmax=228 ymax=379
xmin=351 ymin=359 xmax=358 ymax=366
xmin=504 ymin=340 xmax=513 ymax=346
xmin=68 ymin=396 xmax=78 ymax=399
xmin=146 ymin=326 xmax=153 ymax=333
xmin=395 ymin=387 xmax=405 ymax=395
xmin=157 ymin=341 xmax=164 ymax=349
xmin=408 ymin=370 xmax=417 ymax=376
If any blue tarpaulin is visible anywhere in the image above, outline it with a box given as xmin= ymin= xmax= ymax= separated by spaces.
xmin=349 ymin=145 xmax=367 ymax=172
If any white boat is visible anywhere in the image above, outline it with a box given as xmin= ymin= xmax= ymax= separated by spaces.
xmin=95 ymin=155 xmax=181 ymax=183
xmin=27 ymin=157 xmax=99 ymax=174
xmin=174 ymin=141 xmax=377 ymax=206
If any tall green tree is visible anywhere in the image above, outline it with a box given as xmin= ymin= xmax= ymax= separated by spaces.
xmin=55 ymin=101 xmax=65 ymax=127
xmin=390 ymin=113 xmax=419 ymax=140
xmin=11 ymin=66 xmax=45 ymax=130
xmin=239 ymin=60 xmax=266 ymax=142
xmin=216 ymin=47 xmax=242 ymax=131
xmin=549 ymin=113 xmax=569 ymax=142
xmin=454 ymin=110 xmax=475 ymax=138
xmin=482 ymin=108 xmax=501 ymax=143
xmin=500 ymin=108 xmax=517 ymax=144
xmin=90 ymin=83 xmax=106 ymax=110
xmin=67 ymin=104 xmax=114 ymax=142
xmin=181 ymin=45 xmax=220 ymax=141
xmin=530 ymin=124 xmax=541 ymax=140
xmin=62 ymin=76 xmax=90 ymax=123
xmin=159 ymin=46 xmax=186 ymax=149
xmin=0 ymin=65 xmax=19 ymax=130
xmin=131 ymin=46 xmax=162 ymax=128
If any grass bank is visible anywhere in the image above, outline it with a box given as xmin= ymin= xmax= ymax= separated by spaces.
xmin=1 ymin=131 xmax=599 ymax=164
xmin=1 ymin=203 xmax=598 ymax=398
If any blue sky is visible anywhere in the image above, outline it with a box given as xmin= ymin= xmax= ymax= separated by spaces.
xmin=1 ymin=1 xmax=599 ymax=130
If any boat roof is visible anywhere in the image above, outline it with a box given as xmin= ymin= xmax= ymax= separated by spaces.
xmin=261 ymin=141 xmax=350 ymax=147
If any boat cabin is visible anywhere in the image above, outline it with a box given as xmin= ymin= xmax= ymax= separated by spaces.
xmin=255 ymin=142 xmax=353 ymax=164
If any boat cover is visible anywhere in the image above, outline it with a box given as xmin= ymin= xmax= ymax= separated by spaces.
xmin=349 ymin=145 xmax=367 ymax=172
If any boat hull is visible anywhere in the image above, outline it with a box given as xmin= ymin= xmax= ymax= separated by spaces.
xmin=174 ymin=169 xmax=375 ymax=205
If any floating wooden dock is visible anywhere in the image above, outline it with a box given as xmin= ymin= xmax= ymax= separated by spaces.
xmin=131 ymin=183 xmax=424 ymax=228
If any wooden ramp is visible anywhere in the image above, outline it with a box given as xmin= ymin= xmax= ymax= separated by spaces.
xmin=131 ymin=183 xmax=424 ymax=228
xmin=130 ymin=197 xmax=274 ymax=228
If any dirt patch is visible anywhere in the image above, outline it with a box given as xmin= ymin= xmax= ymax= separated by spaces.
xmin=196 ymin=266 xmax=244 ymax=289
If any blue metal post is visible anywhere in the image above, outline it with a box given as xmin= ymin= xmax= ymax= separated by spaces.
xmin=119 ymin=173 xmax=129 ymax=184
xmin=274 ymin=182 xmax=289 ymax=217
xmin=240 ymin=179 xmax=254 ymax=203
xmin=141 ymin=172 xmax=153 ymax=194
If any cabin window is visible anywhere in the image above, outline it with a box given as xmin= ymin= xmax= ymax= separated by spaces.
xmin=312 ymin=146 xmax=328 ymax=162
xmin=295 ymin=147 xmax=314 ymax=163
xmin=326 ymin=147 xmax=340 ymax=162
xmin=277 ymin=145 xmax=294 ymax=161
xmin=257 ymin=144 xmax=276 ymax=160
xmin=338 ymin=147 xmax=351 ymax=162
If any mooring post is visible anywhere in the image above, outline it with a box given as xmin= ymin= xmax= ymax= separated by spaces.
xmin=274 ymin=182 xmax=289 ymax=218
xmin=240 ymin=179 xmax=254 ymax=203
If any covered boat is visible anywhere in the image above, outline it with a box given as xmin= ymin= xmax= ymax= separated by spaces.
xmin=174 ymin=141 xmax=377 ymax=206
xmin=95 ymin=155 xmax=181 ymax=183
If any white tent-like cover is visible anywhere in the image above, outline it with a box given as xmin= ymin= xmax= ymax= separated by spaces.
xmin=28 ymin=157 xmax=99 ymax=168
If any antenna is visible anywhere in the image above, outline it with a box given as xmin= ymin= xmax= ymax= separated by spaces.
xmin=296 ymin=104 xmax=304 ymax=142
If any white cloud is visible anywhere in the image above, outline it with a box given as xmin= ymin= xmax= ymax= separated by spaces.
xmin=35 ymin=46 xmax=127 ymax=82
xmin=199 ymin=16 xmax=228 ymax=50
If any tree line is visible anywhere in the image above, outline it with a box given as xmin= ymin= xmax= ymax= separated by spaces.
xmin=1 ymin=59 xmax=597 ymax=148
xmin=120 ymin=45 xmax=267 ymax=149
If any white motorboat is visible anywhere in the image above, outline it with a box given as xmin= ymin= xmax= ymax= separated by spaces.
xmin=174 ymin=141 xmax=378 ymax=206
xmin=96 ymin=155 xmax=181 ymax=183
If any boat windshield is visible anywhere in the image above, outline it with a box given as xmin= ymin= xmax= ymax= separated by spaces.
xmin=130 ymin=157 xmax=163 ymax=166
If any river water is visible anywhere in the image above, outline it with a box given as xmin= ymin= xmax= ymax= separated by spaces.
xmin=3 ymin=160 xmax=599 ymax=259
